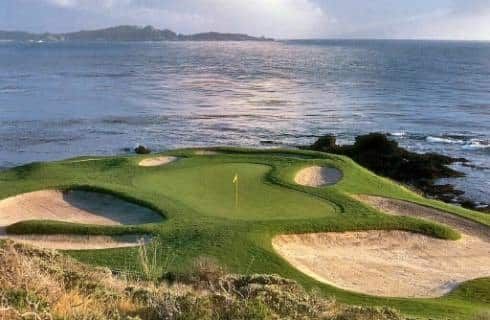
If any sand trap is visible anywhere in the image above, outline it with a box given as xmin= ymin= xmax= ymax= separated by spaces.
xmin=194 ymin=150 xmax=219 ymax=155
xmin=272 ymin=197 xmax=490 ymax=298
xmin=138 ymin=156 xmax=178 ymax=167
xmin=294 ymin=166 xmax=342 ymax=187
xmin=354 ymin=195 xmax=490 ymax=240
xmin=0 ymin=190 xmax=163 ymax=249
xmin=5 ymin=234 xmax=152 ymax=250
xmin=0 ymin=190 xmax=163 ymax=228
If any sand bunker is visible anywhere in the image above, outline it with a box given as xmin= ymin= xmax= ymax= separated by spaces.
xmin=194 ymin=150 xmax=219 ymax=155
xmin=294 ymin=166 xmax=342 ymax=187
xmin=273 ymin=197 xmax=490 ymax=298
xmin=354 ymin=195 xmax=490 ymax=240
xmin=0 ymin=190 xmax=163 ymax=228
xmin=138 ymin=156 xmax=178 ymax=167
xmin=0 ymin=189 xmax=163 ymax=249
xmin=5 ymin=234 xmax=152 ymax=250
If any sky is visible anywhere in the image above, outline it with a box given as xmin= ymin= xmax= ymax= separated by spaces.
xmin=1 ymin=0 xmax=490 ymax=40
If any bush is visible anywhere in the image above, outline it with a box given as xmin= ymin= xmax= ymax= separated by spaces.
xmin=333 ymin=306 xmax=402 ymax=320
xmin=135 ymin=145 xmax=151 ymax=154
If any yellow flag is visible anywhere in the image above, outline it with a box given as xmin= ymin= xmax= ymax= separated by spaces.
xmin=233 ymin=173 xmax=239 ymax=209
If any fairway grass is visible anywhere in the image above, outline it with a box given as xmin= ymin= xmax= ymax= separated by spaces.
xmin=0 ymin=147 xmax=488 ymax=319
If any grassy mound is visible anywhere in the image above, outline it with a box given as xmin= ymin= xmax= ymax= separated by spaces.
xmin=0 ymin=147 xmax=488 ymax=319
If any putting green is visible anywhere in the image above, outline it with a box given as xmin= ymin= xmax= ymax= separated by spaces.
xmin=0 ymin=147 xmax=488 ymax=320
xmin=134 ymin=163 xmax=336 ymax=220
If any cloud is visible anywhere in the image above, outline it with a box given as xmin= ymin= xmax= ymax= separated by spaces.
xmin=450 ymin=0 xmax=490 ymax=15
xmin=44 ymin=0 xmax=76 ymax=7
xmin=5 ymin=1 xmax=490 ymax=39
xmin=314 ymin=0 xmax=490 ymax=40
xmin=44 ymin=0 xmax=124 ymax=8
xmin=34 ymin=0 xmax=328 ymax=38
xmin=383 ymin=1 xmax=490 ymax=40
xmin=178 ymin=0 xmax=328 ymax=38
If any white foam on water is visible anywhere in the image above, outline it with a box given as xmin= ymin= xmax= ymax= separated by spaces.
xmin=426 ymin=136 xmax=465 ymax=144
xmin=391 ymin=131 xmax=406 ymax=137
xmin=462 ymin=139 xmax=490 ymax=150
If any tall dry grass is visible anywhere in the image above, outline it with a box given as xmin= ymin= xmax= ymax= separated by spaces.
xmin=0 ymin=241 xmax=404 ymax=320
xmin=137 ymin=239 xmax=175 ymax=283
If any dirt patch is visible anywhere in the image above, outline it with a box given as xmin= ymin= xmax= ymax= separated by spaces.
xmin=4 ymin=234 xmax=152 ymax=250
xmin=272 ymin=197 xmax=490 ymax=298
xmin=294 ymin=166 xmax=342 ymax=187
xmin=138 ymin=156 xmax=178 ymax=167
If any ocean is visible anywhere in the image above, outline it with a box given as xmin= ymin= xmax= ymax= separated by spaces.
xmin=0 ymin=40 xmax=488 ymax=202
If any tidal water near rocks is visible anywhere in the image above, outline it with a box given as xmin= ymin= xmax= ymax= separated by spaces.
xmin=0 ymin=40 xmax=488 ymax=203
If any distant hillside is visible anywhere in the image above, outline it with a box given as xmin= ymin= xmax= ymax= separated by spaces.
xmin=0 ymin=25 xmax=273 ymax=42
xmin=181 ymin=32 xmax=270 ymax=41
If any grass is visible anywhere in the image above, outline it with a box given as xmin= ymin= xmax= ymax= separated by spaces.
xmin=133 ymin=162 xmax=336 ymax=220
xmin=0 ymin=241 xmax=404 ymax=320
xmin=0 ymin=147 xmax=488 ymax=319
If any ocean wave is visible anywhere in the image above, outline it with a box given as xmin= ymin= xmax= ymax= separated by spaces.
xmin=426 ymin=135 xmax=489 ymax=150
xmin=426 ymin=136 xmax=465 ymax=144
xmin=390 ymin=131 xmax=406 ymax=137
xmin=0 ymin=86 xmax=27 ymax=94
xmin=462 ymin=139 xmax=490 ymax=150
xmin=461 ymin=162 xmax=490 ymax=170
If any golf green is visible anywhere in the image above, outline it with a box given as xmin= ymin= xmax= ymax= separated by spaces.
xmin=0 ymin=148 xmax=488 ymax=320
xmin=134 ymin=162 xmax=336 ymax=220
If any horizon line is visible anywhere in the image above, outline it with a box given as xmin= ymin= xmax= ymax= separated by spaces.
xmin=1 ymin=24 xmax=489 ymax=43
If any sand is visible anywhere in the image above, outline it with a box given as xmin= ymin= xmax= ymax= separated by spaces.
xmin=294 ymin=166 xmax=342 ymax=187
xmin=0 ymin=189 xmax=163 ymax=249
xmin=354 ymin=195 xmax=490 ymax=240
xmin=138 ymin=156 xmax=178 ymax=167
xmin=5 ymin=234 xmax=151 ymax=250
xmin=272 ymin=196 xmax=490 ymax=298
xmin=194 ymin=150 xmax=219 ymax=155
xmin=0 ymin=190 xmax=163 ymax=228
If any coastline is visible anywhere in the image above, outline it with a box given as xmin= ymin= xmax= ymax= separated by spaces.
xmin=305 ymin=133 xmax=489 ymax=212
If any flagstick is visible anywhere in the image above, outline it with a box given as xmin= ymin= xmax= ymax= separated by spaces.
xmin=235 ymin=175 xmax=239 ymax=209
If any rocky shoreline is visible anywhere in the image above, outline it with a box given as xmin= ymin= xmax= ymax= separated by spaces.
xmin=305 ymin=133 xmax=489 ymax=213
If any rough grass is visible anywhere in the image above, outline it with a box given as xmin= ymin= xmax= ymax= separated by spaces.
xmin=0 ymin=147 xmax=488 ymax=319
xmin=0 ymin=241 xmax=404 ymax=320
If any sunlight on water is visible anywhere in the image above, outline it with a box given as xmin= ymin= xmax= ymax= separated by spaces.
xmin=0 ymin=40 xmax=488 ymax=201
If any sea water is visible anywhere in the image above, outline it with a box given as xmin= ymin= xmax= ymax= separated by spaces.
xmin=0 ymin=40 xmax=488 ymax=202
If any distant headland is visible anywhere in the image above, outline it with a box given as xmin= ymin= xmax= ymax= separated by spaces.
xmin=0 ymin=25 xmax=274 ymax=42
